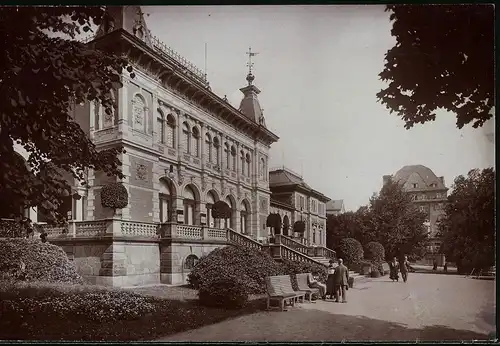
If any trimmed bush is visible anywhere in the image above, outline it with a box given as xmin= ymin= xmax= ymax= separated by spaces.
xmin=370 ymin=269 xmax=381 ymax=278
xmin=364 ymin=242 xmax=385 ymax=263
xmin=0 ymin=219 xmax=33 ymax=238
xmin=337 ymin=238 xmax=364 ymax=265
xmin=198 ymin=276 xmax=249 ymax=309
xmin=0 ymin=238 xmax=84 ymax=284
xmin=1 ymin=281 xmax=156 ymax=323
xmin=187 ymin=245 xmax=283 ymax=294
xmin=101 ymin=183 xmax=128 ymax=209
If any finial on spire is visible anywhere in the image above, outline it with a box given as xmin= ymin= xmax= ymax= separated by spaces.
xmin=246 ymin=46 xmax=259 ymax=85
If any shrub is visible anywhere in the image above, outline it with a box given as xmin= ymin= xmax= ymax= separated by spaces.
xmin=0 ymin=219 xmax=33 ymax=238
xmin=370 ymin=269 xmax=381 ymax=278
xmin=337 ymin=238 xmax=364 ymax=266
xmin=364 ymin=242 xmax=385 ymax=263
xmin=101 ymin=183 xmax=128 ymax=209
xmin=198 ymin=276 xmax=249 ymax=309
xmin=0 ymin=238 xmax=84 ymax=284
xmin=188 ymin=245 xmax=283 ymax=294
xmin=1 ymin=281 xmax=156 ymax=322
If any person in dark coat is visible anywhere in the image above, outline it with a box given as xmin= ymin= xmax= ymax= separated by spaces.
xmin=389 ymin=257 xmax=400 ymax=282
xmin=400 ymin=255 xmax=410 ymax=283
xmin=326 ymin=261 xmax=336 ymax=299
xmin=333 ymin=258 xmax=349 ymax=303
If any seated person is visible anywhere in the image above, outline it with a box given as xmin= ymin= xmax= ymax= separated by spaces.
xmin=307 ymin=272 xmax=327 ymax=300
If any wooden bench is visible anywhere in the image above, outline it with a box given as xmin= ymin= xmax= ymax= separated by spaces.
xmin=265 ymin=275 xmax=305 ymax=311
xmin=296 ymin=273 xmax=319 ymax=303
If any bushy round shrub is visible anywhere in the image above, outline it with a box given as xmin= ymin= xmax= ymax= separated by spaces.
xmin=101 ymin=183 xmax=128 ymax=209
xmin=198 ymin=276 xmax=249 ymax=309
xmin=337 ymin=238 xmax=364 ymax=265
xmin=188 ymin=245 xmax=283 ymax=294
xmin=0 ymin=238 xmax=84 ymax=284
xmin=370 ymin=269 xmax=381 ymax=278
xmin=364 ymin=242 xmax=385 ymax=263
xmin=1 ymin=281 xmax=156 ymax=322
xmin=0 ymin=219 xmax=33 ymax=238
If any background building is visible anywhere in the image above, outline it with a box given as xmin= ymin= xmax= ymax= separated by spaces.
xmin=269 ymin=167 xmax=330 ymax=246
xmin=326 ymin=200 xmax=345 ymax=216
xmin=383 ymin=164 xmax=448 ymax=265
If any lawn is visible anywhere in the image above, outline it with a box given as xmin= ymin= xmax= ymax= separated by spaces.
xmin=0 ymin=282 xmax=267 ymax=341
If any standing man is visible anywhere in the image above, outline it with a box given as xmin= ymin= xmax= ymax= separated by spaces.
xmin=333 ymin=258 xmax=349 ymax=303
xmin=400 ymin=255 xmax=410 ymax=283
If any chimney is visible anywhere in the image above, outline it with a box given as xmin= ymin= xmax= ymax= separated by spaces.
xmin=383 ymin=175 xmax=392 ymax=185
xmin=439 ymin=176 xmax=445 ymax=186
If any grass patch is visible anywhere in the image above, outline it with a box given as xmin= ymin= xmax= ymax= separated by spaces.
xmin=0 ymin=281 xmax=266 ymax=341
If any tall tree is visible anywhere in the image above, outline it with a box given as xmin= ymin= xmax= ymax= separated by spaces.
xmin=326 ymin=211 xmax=366 ymax=249
xmin=377 ymin=5 xmax=494 ymax=130
xmin=438 ymin=168 xmax=495 ymax=273
xmin=0 ymin=6 xmax=133 ymax=224
xmin=369 ymin=178 xmax=429 ymax=259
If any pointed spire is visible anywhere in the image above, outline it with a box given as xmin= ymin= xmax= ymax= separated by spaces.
xmin=239 ymin=47 xmax=266 ymax=126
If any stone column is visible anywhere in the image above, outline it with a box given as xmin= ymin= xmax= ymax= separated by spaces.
xmin=118 ymin=152 xmax=131 ymax=220
xmin=117 ymin=78 xmax=129 ymax=133
xmin=200 ymin=122 xmax=205 ymax=168
xmin=86 ymin=169 xmax=96 ymax=220
xmin=152 ymin=162 xmax=161 ymax=223
xmin=236 ymin=142 xmax=241 ymax=182
xmin=152 ymin=94 xmax=159 ymax=143
xmin=177 ymin=111 xmax=183 ymax=155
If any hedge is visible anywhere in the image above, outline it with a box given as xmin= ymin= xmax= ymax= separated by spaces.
xmin=337 ymin=238 xmax=364 ymax=265
xmin=364 ymin=242 xmax=385 ymax=263
xmin=0 ymin=238 xmax=84 ymax=284
xmin=101 ymin=183 xmax=128 ymax=209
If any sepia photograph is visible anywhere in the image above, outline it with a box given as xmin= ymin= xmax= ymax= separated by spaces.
xmin=0 ymin=4 xmax=495 ymax=342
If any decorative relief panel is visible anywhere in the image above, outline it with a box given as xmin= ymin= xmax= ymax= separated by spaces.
xmin=136 ymin=164 xmax=147 ymax=181
xmin=259 ymin=197 xmax=269 ymax=214
xmin=132 ymin=95 xmax=145 ymax=128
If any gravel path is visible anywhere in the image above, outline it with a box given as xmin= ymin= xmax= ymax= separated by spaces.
xmin=156 ymin=273 xmax=496 ymax=342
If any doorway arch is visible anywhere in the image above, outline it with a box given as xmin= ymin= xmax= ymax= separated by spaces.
xmin=240 ymin=199 xmax=251 ymax=234
xmin=205 ymin=190 xmax=219 ymax=228
xmin=183 ymin=184 xmax=200 ymax=225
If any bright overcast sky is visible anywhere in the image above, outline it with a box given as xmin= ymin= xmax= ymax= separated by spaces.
xmin=142 ymin=5 xmax=494 ymax=211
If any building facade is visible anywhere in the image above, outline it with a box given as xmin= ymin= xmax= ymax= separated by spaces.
xmin=10 ymin=6 xmax=281 ymax=286
xmin=383 ymin=164 xmax=448 ymax=265
xmin=268 ymin=167 xmax=330 ymax=247
xmin=326 ymin=200 xmax=345 ymax=216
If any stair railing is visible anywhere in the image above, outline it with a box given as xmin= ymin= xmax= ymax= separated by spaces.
xmin=275 ymin=234 xmax=309 ymax=255
xmin=226 ymin=228 xmax=263 ymax=251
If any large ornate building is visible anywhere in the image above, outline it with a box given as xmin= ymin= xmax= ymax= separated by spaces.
xmin=268 ymin=167 xmax=330 ymax=247
xmin=383 ymin=165 xmax=448 ymax=265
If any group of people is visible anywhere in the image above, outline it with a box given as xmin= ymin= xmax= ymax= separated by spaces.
xmin=389 ymin=255 xmax=411 ymax=282
xmin=307 ymin=258 xmax=350 ymax=303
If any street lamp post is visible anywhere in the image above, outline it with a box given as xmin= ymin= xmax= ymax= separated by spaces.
xmin=164 ymin=164 xmax=175 ymax=223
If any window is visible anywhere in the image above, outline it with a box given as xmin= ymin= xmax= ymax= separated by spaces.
xmin=157 ymin=111 xmax=165 ymax=144
xmin=231 ymin=146 xmax=236 ymax=171
xmin=184 ymin=254 xmax=199 ymax=270
xmin=192 ymin=127 xmax=200 ymax=157
xmin=412 ymin=183 xmax=418 ymax=188
xmin=240 ymin=151 xmax=245 ymax=176
xmin=299 ymin=196 xmax=305 ymax=210
xmin=213 ymin=137 xmax=220 ymax=167
xmin=246 ymin=153 xmax=251 ymax=176
xmin=311 ymin=200 xmax=317 ymax=213
xmin=166 ymin=114 xmax=175 ymax=148
xmin=224 ymin=143 xmax=230 ymax=169
xmin=259 ymin=157 xmax=266 ymax=180
xmin=430 ymin=183 xmax=437 ymax=188
xmin=182 ymin=122 xmax=190 ymax=154
xmin=205 ymin=133 xmax=212 ymax=163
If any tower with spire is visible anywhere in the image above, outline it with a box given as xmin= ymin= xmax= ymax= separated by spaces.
xmin=238 ymin=47 xmax=266 ymax=127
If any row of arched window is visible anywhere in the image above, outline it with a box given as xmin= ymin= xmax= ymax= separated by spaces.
xmin=156 ymin=109 xmax=256 ymax=177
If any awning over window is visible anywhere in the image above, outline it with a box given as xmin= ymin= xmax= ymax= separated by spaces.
xmin=212 ymin=200 xmax=232 ymax=219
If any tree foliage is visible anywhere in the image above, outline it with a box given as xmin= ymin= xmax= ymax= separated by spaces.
xmin=326 ymin=211 xmax=366 ymax=250
xmin=364 ymin=241 xmax=385 ymax=263
xmin=337 ymin=238 xmax=364 ymax=265
xmin=368 ymin=178 xmax=429 ymax=259
xmin=0 ymin=6 xmax=133 ymax=224
xmin=439 ymin=168 xmax=495 ymax=272
xmin=377 ymin=5 xmax=494 ymax=129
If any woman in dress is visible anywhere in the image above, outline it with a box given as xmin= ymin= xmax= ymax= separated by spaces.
xmin=389 ymin=256 xmax=400 ymax=282
xmin=326 ymin=261 xmax=336 ymax=299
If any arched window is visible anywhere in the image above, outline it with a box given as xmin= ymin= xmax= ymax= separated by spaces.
xmin=166 ymin=114 xmax=176 ymax=148
xmin=213 ymin=137 xmax=220 ymax=168
xmin=157 ymin=110 xmax=165 ymax=144
xmin=246 ymin=153 xmax=251 ymax=177
xmin=184 ymin=254 xmax=199 ymax=270
xmin=224 ymin=143 xmax=230 ymax=169
xmin=205 ymin=133 xmax=212 ymax=163
xmin=192 ymin=126 xmax=200 ymax=157
xmin=240 ymin=151 xmax=245 ymax=176
xmin=231 ymin=146 xmax=236 ymax=171
xmin=132 ymin=94 xmax=146 ymax=132
xmin=182 ymin=122 xmax=190 ymax=154
xmin=259 ymin=158 xmax=265 ymax=179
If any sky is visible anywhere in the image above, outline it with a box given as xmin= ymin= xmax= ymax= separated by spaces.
xmin=141 ymin=5 xmax=494 ymax=211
